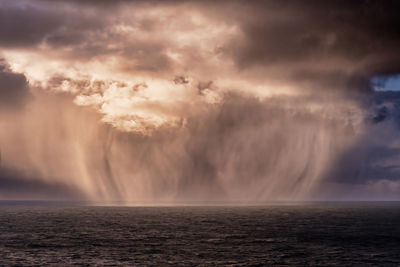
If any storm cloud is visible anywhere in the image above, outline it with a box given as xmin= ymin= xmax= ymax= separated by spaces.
xmin=1 ymin=0 xmax=400 ymax=201
xmin=0 ymin=60 xmax=31 ymax=109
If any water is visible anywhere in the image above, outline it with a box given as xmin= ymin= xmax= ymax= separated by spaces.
xmin=0 ymin=202 xmax=400 ymax=266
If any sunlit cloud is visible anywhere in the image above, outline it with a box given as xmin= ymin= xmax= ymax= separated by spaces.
xmin=1 ymin=0 xmax=400 ymax=201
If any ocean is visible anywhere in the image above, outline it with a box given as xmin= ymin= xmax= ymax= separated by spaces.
xmin=0 ymin=202 xmax=399 ymax=266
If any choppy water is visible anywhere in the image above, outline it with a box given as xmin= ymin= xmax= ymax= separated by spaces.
xmin=0 ymin=202 xmax=400 ymax=266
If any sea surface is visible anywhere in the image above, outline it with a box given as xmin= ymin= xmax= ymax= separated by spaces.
xmin=0 ymin=202 xmax=400 ymax=266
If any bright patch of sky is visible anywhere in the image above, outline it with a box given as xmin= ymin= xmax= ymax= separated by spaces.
xmin=372 ymin=75 xmax=400 ymax=91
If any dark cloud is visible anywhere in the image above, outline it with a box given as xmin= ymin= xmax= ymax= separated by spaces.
xmin=0 ymin=2 xmax=65 ymax=47
xmin=197 ymin=81 xmax=213 ymax=95
xmin=223 ymin=0 xmax=400 ymax=91
xmin=234 ymin=0 xmax=400 ymax=63
xmin=2 ymin=0 xmax=400 ymax=84
xmin=0 ymin=1 xmax=108 ymax=51
xmin=173 ymin=76 xmax=189 ymax=85
xmin=2 ymin=0 xmax=400 ymax=201
xmin=321 ymin=91 xmax=400 ymax=188
xmin=0 ymin=60 xmax=31 ymax=109
xmin=0 ymin=167 xmax=86 ymax=200
xmin=119 ymin=43 xmax=172 ymax=72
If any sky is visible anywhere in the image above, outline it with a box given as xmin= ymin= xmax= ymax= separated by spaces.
xmin=372 ymin=75 xmax=400 ymax=91
xmin=1 ymin=0 xmax=400 ymax=202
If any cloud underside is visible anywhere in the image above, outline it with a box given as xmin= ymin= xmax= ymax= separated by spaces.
xmin=1 ymin=0 xmax=400 ymax=201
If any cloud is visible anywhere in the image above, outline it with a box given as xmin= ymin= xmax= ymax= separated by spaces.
xmin=1 ymin=1 xmax=400 ymax=201
xmin=0 ymin=167 xmax=86 ymax=200
xmin=0 ymin=2 xmax=63 ymax=47
xmin=228 ymin=1 xmax=400 ymax=70
xmin=0 ymin=59 xmax=31 ymax=109
xmin=0 ymin=76 xmax=362 ymax=201
xmin=323 ymin=91 xmax=400 ymax=185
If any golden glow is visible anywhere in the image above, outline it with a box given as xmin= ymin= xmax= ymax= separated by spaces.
xmin=0 ymin=1 xmax=376 ymax=202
